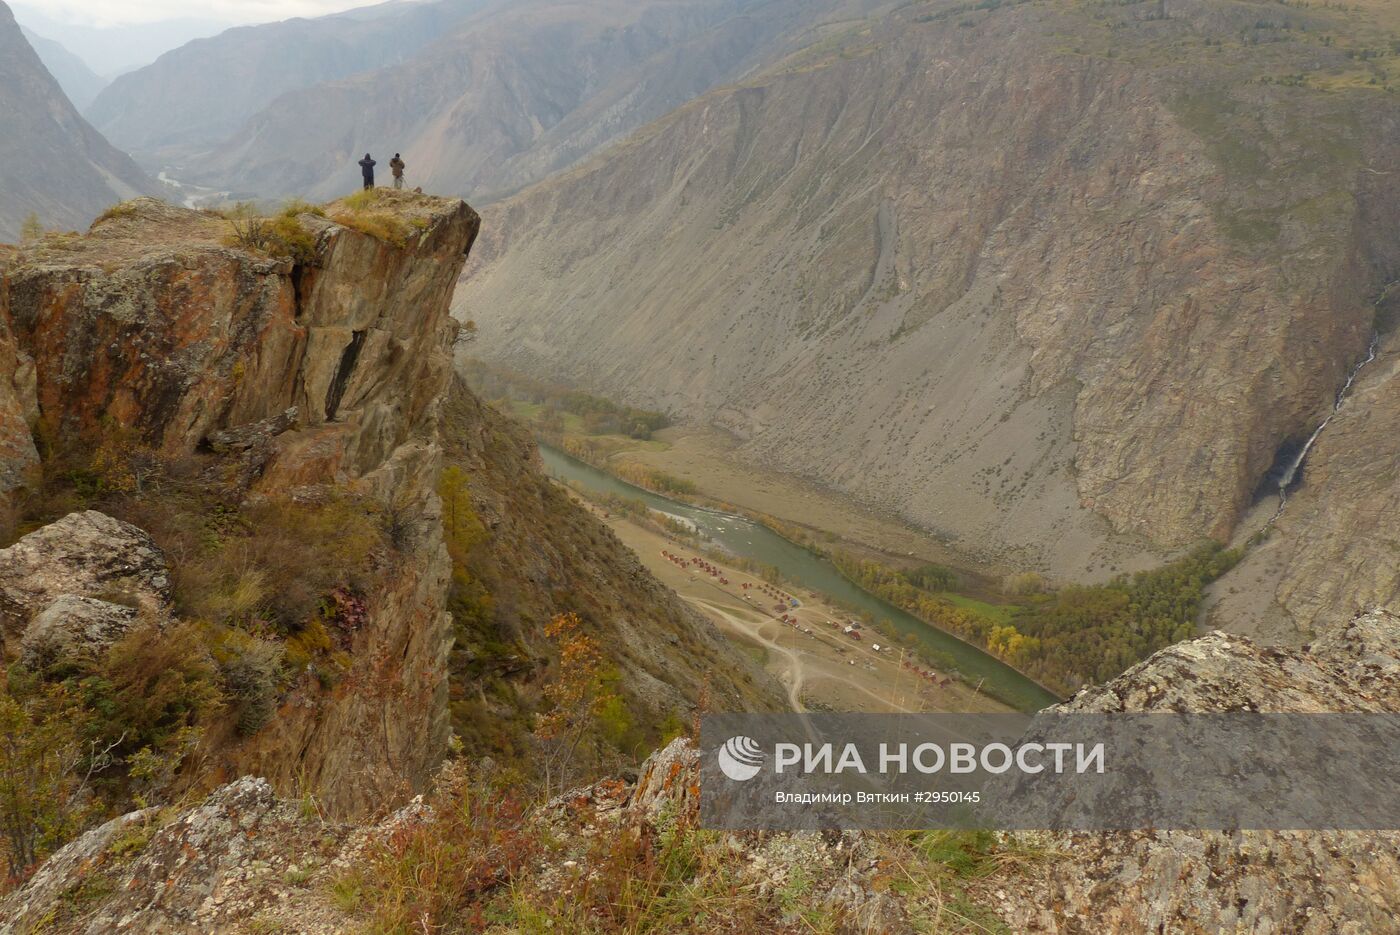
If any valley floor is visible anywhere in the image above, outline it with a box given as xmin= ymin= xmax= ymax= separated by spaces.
xmin=568 ymin=490 xmax=1013 ymax=715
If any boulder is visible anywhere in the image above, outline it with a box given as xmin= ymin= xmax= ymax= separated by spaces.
xmin=0 ymin=511 xmax=170 ymax=650
xmin=627 ymin=735 xmax=701 ymax=820
xmin=18 ymin=594 xmax=141 ymax=671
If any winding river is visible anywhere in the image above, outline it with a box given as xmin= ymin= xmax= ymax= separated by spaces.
xmin=539 ymin=444 xmax=1061 ymax=713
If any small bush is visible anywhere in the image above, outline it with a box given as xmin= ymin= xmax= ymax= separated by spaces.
xmin=279 ymin=198 xmax=327 ymax=220
xmin=345 ymin=760 xmax=538 ymax=932
xmin=0 ymin=681 xmax=102 ymax=878
xmin=226 ymin=210 xmax=319 ymax=264
xmin=177 ymin=493 xmax=385 ymax=630
xmin=94 ymin=202 xmax=141 ymax=224
xmin=78 ymin=622 xmax=224 ymax=757
xmin=209 ymin=626 xmax=285 ymax=736
xmin=20 ymin=213 xmax=44 ymax=242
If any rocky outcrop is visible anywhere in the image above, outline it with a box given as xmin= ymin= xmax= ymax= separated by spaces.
xmin=998 ymin=609 xmax=1400 ymax=933
xmin=0 ymin=191 xmax=480 ymax=815
xmin=459 ymin=0 xmax=1400 ymax=584
xmin=0 ymin=510 xmax=170 ymax=653
xmin=0 ymin=777 xmax=361 ymax=935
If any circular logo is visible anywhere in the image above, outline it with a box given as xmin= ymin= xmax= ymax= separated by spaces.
xmin=717 ymin=735 xmax=765 ymax=782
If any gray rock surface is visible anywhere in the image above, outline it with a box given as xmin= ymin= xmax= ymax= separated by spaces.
xmin=18 ymin=594 xmax=141 ymax=671
xmin=0 ymin=510 xmax=170 ymax=652
xmin=0 ymin=778 xmax=357 ymax=935
xmin=998 ymin=609 xmax=1400 ymax=934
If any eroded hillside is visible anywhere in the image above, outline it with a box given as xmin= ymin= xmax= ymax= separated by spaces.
xmin=458 ymin=0 xmax=1400 ymax=604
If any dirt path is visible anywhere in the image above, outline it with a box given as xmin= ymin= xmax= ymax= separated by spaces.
xmin=687 ymin=597 xmax=808 ymax=711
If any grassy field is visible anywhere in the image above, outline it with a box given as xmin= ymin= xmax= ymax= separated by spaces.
xmin=940 ymin=592 xmax=1020 ymax=626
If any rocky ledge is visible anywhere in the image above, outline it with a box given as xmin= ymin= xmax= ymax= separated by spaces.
xmin=0 ymin=192 xmax=480 ymax=816
xmin=999 ymin=608 xmax=1400 ymax=933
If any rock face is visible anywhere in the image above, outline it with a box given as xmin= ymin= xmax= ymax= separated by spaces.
xmin=458 ymin=0 xmax=1400 ymax=584
xmin=0 ymin=777 xmax=360 ymax=935
xmin=0 ymin=1 xmax=156 ymax=239
xmin=0 ymin=510 xmax=170 ymax=653
xmin=0 ymin=191 xmax=479 ymax=815
xmin=0 ymin=298 xmax=37 ymax=496
xmin=998 ymin=609 xmax=1400 ymax=933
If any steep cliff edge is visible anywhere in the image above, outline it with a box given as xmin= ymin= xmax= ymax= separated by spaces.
xmin=458 ymin=0 xmax=1400 ymax=589
xmin=1 ymin=191 xmax=477 ymax=816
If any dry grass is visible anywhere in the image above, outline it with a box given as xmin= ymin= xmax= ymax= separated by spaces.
xmin=223 ymin=200 xmax=324 ymax=263
xmin=333 ymin=762 xmax=1052 ymax=935
xmin=328 ymin=189 xmax=416 ymax=246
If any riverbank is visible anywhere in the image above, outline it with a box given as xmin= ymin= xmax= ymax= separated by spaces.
xmin=542 ymin=444 xmax=1062 ymax=712
xmin=567 ymin=489 xmax=1015 ymax=715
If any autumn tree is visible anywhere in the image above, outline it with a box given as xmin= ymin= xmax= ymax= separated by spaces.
xmin=533 ymin=613 xmax=618 ymax=795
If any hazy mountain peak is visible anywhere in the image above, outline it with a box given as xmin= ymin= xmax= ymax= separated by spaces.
xmin=0 ymin=0 xmax=158 ymax=239
xmin=19 ymin=25 xmax=107 ymax=108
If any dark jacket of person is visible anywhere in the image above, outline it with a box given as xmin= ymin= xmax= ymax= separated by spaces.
xmin=359 ymin=155 xmax=376 ymax=179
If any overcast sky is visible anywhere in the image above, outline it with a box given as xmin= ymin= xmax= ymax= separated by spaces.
xmin=17 ymin=0 xmax=377 ymax=26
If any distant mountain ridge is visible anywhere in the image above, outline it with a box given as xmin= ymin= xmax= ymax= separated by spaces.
xmin=10 ymin=3 xmax=231 ymax=78
xmin=0 ymin=1 xmax=157 ymax=240
xmin=20 ymin=26 xmax=106 ymax=109
xmin=85 ymin=0 xmax=497 ymax=166
xmin=116 ymin=0 xmax=887 ymax=201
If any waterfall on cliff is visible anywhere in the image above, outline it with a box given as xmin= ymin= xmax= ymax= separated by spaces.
xmin=1271 ymin=333 xmax=1380 ymax=520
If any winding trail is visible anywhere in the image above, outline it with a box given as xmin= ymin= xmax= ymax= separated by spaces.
xmin=687 ymin=597 xmax=807 ymax=712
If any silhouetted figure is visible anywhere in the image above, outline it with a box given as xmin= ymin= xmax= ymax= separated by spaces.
xmin=390 ymin=153 xmax=406 ymax=190
xmin=358 ymin=153 xmax=376 ymax=190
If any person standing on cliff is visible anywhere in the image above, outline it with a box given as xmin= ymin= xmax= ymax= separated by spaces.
xmin=390 ymin=153 xmax=406 ymax=190
xmin=359 ymin=153 xmax=376 ymax=190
